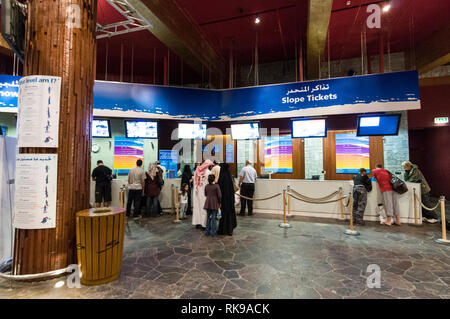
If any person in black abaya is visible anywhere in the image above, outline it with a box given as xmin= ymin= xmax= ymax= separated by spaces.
xmin=217 ymin=163 xmax=237 ymax=236
xmin=181 ymin=164 xmax=193 ymax=215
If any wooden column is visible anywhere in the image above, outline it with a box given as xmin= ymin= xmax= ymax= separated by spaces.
xmin=13 ymin=1 xmax=97 ymax=275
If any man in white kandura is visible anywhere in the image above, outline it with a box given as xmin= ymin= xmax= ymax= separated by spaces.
xmin=192 ymin=159 xmax=213 ymax=230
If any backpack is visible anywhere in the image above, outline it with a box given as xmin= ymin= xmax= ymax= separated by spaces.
xmin=389 ymin=172 xmax=408 ymax=194
xmin=365 ymin=181 xmax=372 ymax=192
xmin=157 ymin=167 xmax=165 ymax=187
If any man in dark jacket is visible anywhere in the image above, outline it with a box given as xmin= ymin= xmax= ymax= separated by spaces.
xmin=402 ymin=161 xmax=438 ymax=223
xmin=352 ymin=168 xmax=372 ymax=225
xmin=92 ymin=160 xmax=113 ymax=208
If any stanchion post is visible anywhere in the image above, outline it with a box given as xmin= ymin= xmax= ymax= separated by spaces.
xmin=345 ymin=192 xmax=359 ymax=236
xmin=414 ymin=189 xmax=418 ymax=224
xmin=279 ymin=189 xmax=292 ymax=228
xmin=409 ymin=188 xmax=422 ymax=227
xmin=287 ymin=185 xmax=291 ymax=216
xmin=435 ymin=196 xmax=450 ymax=245
xmin=119 ymin=186 xmax=125 ymax=208
xmin=174 ymin=187 xmax=181 ymax=223
xmin=171 ymin=184 xmax=175 ymax=214
xmin=338 ymin=187 xmax=345 ymax=221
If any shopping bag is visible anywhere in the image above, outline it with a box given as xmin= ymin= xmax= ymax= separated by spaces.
xmin=377 ymin=204 xmax=387 ymax=224
xmin=389 ymin=173 xmax=408 ymax=194
xmin=235 ymin=190 xmax=241 ymax=206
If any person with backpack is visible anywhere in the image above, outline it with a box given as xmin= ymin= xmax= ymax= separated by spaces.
xmin=352 ymin=168 xmax=372 ymax=226
xmin=402 ymin=161 xmax=438 ymax=223
xmin=373 ymin=163 xmax=400 ymax=226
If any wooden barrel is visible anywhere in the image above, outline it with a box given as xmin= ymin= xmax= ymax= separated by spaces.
xmin=75 ymin=207 xmax=126 ymax=286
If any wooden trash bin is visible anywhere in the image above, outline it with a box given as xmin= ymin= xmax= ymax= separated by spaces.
xmin=76 ymin=207 xmax=126 ymax=286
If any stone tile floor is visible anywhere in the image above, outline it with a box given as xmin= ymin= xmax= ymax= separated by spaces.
xmin=1 ymin=214 xmax=449 ymax=299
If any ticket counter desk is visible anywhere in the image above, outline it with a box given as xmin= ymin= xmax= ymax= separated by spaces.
xmin=90 ymin=179 xmax=422 ymax=224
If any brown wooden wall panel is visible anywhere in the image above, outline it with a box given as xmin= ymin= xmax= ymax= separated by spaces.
xmin=255 ymin=137 xmax=305 ymax=180
xmin=13 ymin=0 xmax=97 ymax=275
xmin=323 ymin=130 xmax=384 ymax=180
xmin=202 ymin=135 xmax=237 ymax=177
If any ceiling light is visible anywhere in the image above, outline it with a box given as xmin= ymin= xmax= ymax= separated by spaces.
xmin=346 ymin=1 xmax=351 ymax=5
xmin=383 ymin=4 xmax=391 ymax=12
xmin=255 ymin=16 xmax=260 ymax=24
xmin=54 ymin=281 xmax=65 ymax=288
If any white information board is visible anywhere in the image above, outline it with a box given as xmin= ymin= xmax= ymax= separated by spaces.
xmin=17 ymin=76 xmax=61 ymax=148
xmin=13 ymin=154 xmax=58 ymax=229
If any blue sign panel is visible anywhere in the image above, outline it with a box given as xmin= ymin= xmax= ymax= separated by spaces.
xmin=0 ymin=75 xmax=20 ymax=110
xmin=0 ymin=71 xmax=420 ymax=121
xmin=219 ymin=71 xmax=420 ymax=120
xmin=159 ymin=150 xmax=178 ymax=179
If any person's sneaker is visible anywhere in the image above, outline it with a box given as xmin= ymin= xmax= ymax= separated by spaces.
xmin=426 ymin=218 xmax=438 ymax=224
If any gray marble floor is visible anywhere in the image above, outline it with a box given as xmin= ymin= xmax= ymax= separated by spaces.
xmin=1 ymin=214 xmax=449 ymax=299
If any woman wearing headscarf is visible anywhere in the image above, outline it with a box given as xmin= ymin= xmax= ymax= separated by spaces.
xmin=217 ymin=163 xmax=237 ymax=235
xmin=144 ymin=162 xmax=162 ymax=217
xmin=181 ymin=164 xmax=193 ymax=215
xmin=192 ymin=159 xmax=213 ymax=229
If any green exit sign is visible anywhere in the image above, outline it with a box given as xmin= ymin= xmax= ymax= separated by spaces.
xmin=434 ymin=117 xmax=449 ymax=124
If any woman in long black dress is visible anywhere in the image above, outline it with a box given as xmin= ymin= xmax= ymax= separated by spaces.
xmin=181 ymin=164 xmax=193 ymax=215
xmin=217 ymin=163 xmax=237 ymax=236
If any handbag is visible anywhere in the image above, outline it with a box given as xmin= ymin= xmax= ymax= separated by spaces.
xmin=389 ymin=172 xmax=408 ymax=194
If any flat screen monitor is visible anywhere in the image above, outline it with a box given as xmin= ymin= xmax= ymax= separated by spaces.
xmin=291 ymin=118 xmax=327 ymax=138
xmin=125 ymin=120 xmax=158 ymax=138
xmin=357 ymin=114 xmax=401 ymax=136
xmin=231 ymin=122 xmax=260 ymax=140
xmin=178 ymin=123 xmax=207 ymax=140
xmin=92 ymin=119 xmax=111 ymax=138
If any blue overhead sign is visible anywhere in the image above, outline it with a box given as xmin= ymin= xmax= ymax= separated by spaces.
xmin=0 ymin=71 xmax=420 ymax=121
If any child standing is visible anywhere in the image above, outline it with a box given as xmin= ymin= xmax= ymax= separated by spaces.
xmin=179 ymin=183 xmax=189 ymax=220
xmin=204 ymin=174 xmax=222 ymax=237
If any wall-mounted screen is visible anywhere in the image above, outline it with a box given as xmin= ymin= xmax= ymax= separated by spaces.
xmin=264 ymin=135 xmax=293 ymax=173
xmin=291 ymin=118 xmax=327 ymax=138
xmin=92 ymin=119 xmax=111 ymax=138
xmin=335 ymin=132 xmax=370 ymax=174
xmin=114 ymin=137 xmax=144 ymax=174
xmin=178 ymin=123 xmax=207 ymax=139
xmin=357 ymin=114 xmax=401 ymax=136
xmin=125 ymin=120 xmax=158 ymax=138
xmin=231 ymin=122 xmax=260 ymax=140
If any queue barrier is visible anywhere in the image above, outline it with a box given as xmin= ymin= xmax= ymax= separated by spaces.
xmin=174 ymin=186 xmax=181 ymax=223
xmin=234 ymin=187 xmax=347 ymax=229
xmin=160 ymin=183 xmax=447 ymax=245
xmin=286 ymin=188 xmax=356 ymax=235
xmin=412 ymin=188 xmax=448 ymax=244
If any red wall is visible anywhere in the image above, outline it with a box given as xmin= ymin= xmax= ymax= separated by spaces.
xmin=409 ymin=84 xmax=450 ymax=129
xmin=408 ymin=127 xmax=450 ymax=198
xmin=408 ymin=83 xmax=450 ymax=198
